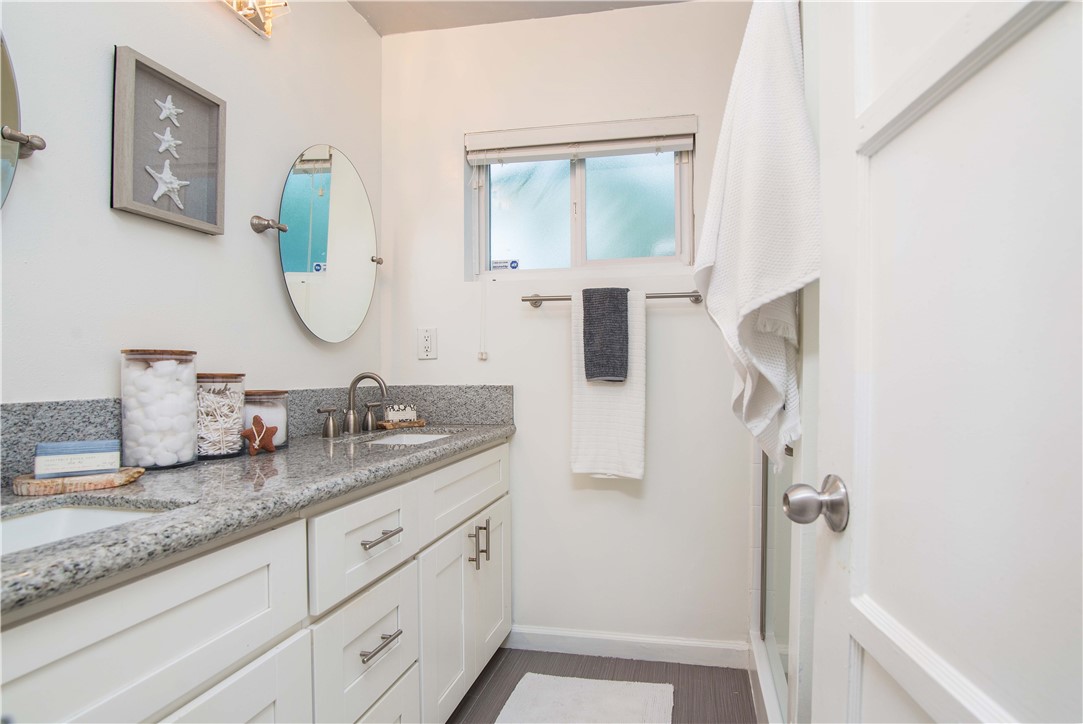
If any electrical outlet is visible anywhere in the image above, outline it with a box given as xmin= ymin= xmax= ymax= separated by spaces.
xmin=417 ymin=327 xmax=438 ymax=359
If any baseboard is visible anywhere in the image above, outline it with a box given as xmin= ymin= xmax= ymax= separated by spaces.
xmin=505 ymin=624 xmax=749 ymax=669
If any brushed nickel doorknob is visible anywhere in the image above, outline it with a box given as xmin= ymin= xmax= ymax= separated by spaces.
xmin=783 ymin=474 xmax=849 ymax=532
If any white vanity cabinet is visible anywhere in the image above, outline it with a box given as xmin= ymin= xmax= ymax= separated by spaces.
xmin=0 ymin=521 xmax=308 ymax=724
xmin=418 ymin=495 xmax=512 ymax=723
xmin=0 ymin=440 xmax=512 ymax=724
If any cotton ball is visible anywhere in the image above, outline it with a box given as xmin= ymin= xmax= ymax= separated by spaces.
xmin=178 ymin=364 xmax=196 ymax=385
xmin=124 ymin=424 xmax=146 ymax=443
xmin=154 ymin=451 xmax=179 ymax=467
xmin=137 ymin=455 xmax=156 ymax=467
xmin=136 ymin=391 xmax=156 ymax=407
xmin=173 ymin=414 xmax=192 ymax=431
xmin=152 ymin=359 xmax=178 ymax=376
xmin=164 ymin=434 xmax=190 ymax=453
xmin=126 ymin=408 xmax=147 ymax=425
xmin=132 ymin=372 xmax=154 ymax=391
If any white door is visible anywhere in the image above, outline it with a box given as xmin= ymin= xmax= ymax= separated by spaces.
xmin=809 ymin=2 xmax=1081 ymax=722
xmin=474 ymin=496 xmax=512 ymax=667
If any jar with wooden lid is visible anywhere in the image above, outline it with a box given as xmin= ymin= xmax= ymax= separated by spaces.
xmin=120 ymin=349 xmax=197 ymax=469
xmin=244 ymin=390 xmax=288 ymax=448
xmin=196 ymin=373 xmax=246 ymax=459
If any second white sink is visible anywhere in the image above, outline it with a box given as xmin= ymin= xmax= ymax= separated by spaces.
xmin=369 ymin=433 xmax=450 ymax=446
xmin=2 ymin=507 xmax=157 ymax=556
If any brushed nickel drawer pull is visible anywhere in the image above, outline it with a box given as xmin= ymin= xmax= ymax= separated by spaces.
xmin=481 ymin=517 xmax=491 ymax=562
xmin=468 ymin=518 xmax=491 ymax=570
xmin=360 ymin=526 xmax=404 ymax=550
xmin=359 ymin=628 xmax=403 ymax=664
xmin=468 ymin=525 xmax=482 ymax=570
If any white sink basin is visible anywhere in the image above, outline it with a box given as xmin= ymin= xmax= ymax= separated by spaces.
xmin=2 ymin=507 xmax=156 ymax=555
xmin=369 ymin=433 xmax=450 ymax=446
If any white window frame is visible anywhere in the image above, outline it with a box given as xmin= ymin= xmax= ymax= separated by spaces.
xmin=465 ymin=116 xmax=696 ymax=278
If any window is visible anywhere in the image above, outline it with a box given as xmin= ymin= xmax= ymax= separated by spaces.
xmin=466 ymin=117 xmax=695 ymax=274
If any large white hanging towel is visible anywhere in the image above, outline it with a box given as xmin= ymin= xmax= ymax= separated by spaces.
xmin=571 ymin=290 xmax=647 ymax=479
xmin=693 ymin=0 xmax=821 ymax=468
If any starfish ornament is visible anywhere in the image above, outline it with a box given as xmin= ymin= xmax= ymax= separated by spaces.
xmin=241 ymin=415 xmax=278 ymax=456
xmin=154 ymin=94 xmax=184 ymax=127
xmin=153 ymin=126 xmax=182 ymax=159
xmin=144 ymin=159 xmax=190 ymax=209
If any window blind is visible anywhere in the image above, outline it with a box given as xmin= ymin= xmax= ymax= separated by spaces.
xmin=465 ymin=115 xmax=696 ymax=166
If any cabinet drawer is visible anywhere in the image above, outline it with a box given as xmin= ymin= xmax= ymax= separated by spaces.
xmin=162 ymin=630 xmax=313 ymax=723
xmin=312 ymin=561 xmax=419 ymax=723
xmin=358 ymin=663 xmax=420 ymax=724
xmin=1 ymin=521 xmax=307 ymax=724
xmin=309 ymin=483 xmax=418 ymax=615
xmin=417 ymin=444 xmax=508 ymax=547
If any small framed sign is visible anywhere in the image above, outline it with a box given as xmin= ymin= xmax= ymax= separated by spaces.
xmin=111 ymin=46 xmax=226 ymax=235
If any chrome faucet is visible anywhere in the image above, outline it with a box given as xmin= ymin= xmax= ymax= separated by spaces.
xmin=345 ymin=372 xmax=389 ymax=434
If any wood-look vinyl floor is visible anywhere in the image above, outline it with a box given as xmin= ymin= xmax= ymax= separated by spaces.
xmin=447 ymin=648 xmax=757 ymax=724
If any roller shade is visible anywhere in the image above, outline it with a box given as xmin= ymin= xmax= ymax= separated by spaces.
xmin=465 ymin=115 xmax=696 ymax=166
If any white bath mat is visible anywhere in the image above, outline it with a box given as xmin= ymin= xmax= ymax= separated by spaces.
xmin=495 ymin=673 xmax=674 ymax=723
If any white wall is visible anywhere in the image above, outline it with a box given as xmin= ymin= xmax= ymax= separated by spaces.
xmin=1 ymin=1 xmax=382 ymax=402
xmin=382 ymin=1 xmax=756 ymax=661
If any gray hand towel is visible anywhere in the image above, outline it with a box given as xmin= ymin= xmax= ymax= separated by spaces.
xmin=582 ymin=287 xmax=629 ymax=381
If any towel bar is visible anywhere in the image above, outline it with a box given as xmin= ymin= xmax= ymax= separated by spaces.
xmin=522 ymin=291 xmax=703 ymax=308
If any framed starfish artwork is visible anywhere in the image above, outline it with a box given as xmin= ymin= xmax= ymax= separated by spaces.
xmin=111 ymin=46 xmax=226 ymax=235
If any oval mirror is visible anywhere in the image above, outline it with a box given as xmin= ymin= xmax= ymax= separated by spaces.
xmin=278 ymin=145 xmax=378 ymax=343
xmin=1 ymin=35 xmax=21 ymax=207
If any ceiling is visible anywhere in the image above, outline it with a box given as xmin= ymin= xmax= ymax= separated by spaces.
xmin=348 ymin=1 xmax=685 ymax=36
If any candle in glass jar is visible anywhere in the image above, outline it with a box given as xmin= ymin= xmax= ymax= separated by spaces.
xmin=244 ymin=390 xmax=288 ymax=448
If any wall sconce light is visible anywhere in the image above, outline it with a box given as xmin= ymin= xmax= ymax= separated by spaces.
xmin=222 ymin=0 xmax=291 ymax=38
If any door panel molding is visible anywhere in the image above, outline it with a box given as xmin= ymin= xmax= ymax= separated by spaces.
xmin=849 ymin=595 xmax=1013 ymax=722
xmin=856 ymin=0 xmax=1064 ymax=155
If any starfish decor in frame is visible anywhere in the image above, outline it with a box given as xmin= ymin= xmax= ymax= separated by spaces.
xmin=111 ymin=46 xmax=226 ymax=235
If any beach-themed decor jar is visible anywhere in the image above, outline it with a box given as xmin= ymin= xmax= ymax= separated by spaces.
xmin=121 ymin=349 xmax=197 ymax=469
xmin=244 ymin=390 xmax=288 ymax=448
xmin=196 ymin=373 xmax=246 ymax=459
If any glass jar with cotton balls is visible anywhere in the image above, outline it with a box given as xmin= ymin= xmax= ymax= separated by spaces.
xmin=120 ymin=349 xmax=198 ymax=469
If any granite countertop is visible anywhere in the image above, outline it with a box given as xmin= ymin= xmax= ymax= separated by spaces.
xmin=0 ymin=424 xmax=515 ymax=614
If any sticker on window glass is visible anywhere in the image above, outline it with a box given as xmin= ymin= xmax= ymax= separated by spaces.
xmin=492 ymin=260 xmax=519 ymax=270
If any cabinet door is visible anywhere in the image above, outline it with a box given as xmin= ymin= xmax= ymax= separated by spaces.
xmin=162 ymin=630 xmax=312 ymax=723
xmin=416 ymin=444 xmax=508 ymax=548
xmin=358 ymin=664 xmax=420 ymax=724
xmin=418 ymin=523 xmax=475 ymax=723
xmin=473 ymin=496 xmax=511 ymax=669
xmin=309 ymin=482 xmax=418 ymax=615
xmin=1 ymin=521 xmax=307 ymax=724
xmin=311 ymin=561 xmax=419 ymax=724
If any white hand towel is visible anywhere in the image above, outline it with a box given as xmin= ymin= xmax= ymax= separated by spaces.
xmin=693 ymin=0 xmax=821 ymax=468
xmin=571 ymin=290 xmax=646 ymax=479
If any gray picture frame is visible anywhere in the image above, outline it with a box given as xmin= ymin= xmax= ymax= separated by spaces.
xmin=111 ymin=46 xmax=226 ymax=235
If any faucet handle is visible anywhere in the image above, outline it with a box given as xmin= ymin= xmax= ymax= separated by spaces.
xmin=362 ymin=401 xmax=383 ymax=432
xmin=318 ymin=406 xmax=341 ymax=439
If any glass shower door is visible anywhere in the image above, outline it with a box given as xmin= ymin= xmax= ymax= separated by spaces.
xmin=762 ymin=450 xmax=793 ymax=712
